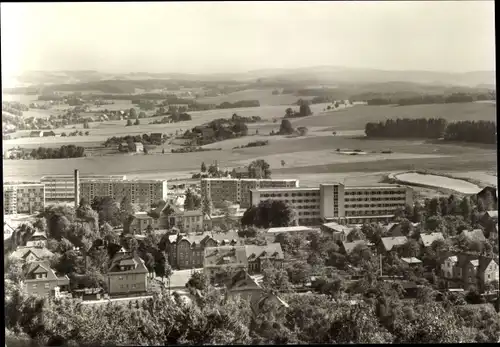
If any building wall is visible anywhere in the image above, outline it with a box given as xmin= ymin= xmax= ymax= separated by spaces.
xmin=201 ymin=178 xmax=299 ymax=209
xmin=4 ymin=186 xmax=17 ymax=214
xmin=4 ymin=184 xmax=45 ymax=214
xmin=250 ymin=184 xmax=413 ymax=226
xmin=26 ymin=240 xmax=47 ymax=248
xmin=129 ymin=217 xmax=157 ymax=234
xmin=24 ymin=279 xmax=59 ymax=297
xmin=41 ymin=175 xmax=126 ymax=201
xmin=343 ymin=186 xmax=412 ymax=222
xmin=250 ymin=187 xmax=322 ymax=225
xmin=167 ymin=238 xmax=218 ymax=269
xmin=480 ymin=262 xmax=499 ymax=289
xmin=107 ymin=273 xmax=148 ymax=294
xmin=80 ymin=180 xmax=167 ymax=206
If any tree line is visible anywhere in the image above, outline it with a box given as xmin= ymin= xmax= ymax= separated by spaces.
xmin=284 ymin=100 xmax=312 ymax=119
xmin=216 ymin=100 xmax=260 ymax=109
xmin=366 ymin=92 xmax=495 ymax=106
xmin=365 ymin=118 xmax=496 ymax=144
xmin=29 ymin=145 xmax=85 ymax=160
xmin=104 ymin=133 xmax=166 ymax=147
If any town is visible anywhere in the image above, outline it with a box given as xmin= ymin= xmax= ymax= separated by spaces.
xmin=4 ymin=165 xmax=499 ymax=345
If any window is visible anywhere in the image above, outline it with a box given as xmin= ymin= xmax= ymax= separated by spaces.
xmin=45 ymin=283 xmax=50 ymax=289
xmin=32 ymin=284 xmax=37 ymax=289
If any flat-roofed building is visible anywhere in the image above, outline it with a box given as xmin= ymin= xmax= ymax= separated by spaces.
xmin=250 ymin=183 xmax=413 ymax=226
xmin=41 ymin=174 xmax=127 ymax=201
xmin=201 ymin=178 xmax=299 ymax=209
xmin=80 ymin=179 xmax=167 ymax=207
xmin=3 ymin=183 xmax=45 ymax=215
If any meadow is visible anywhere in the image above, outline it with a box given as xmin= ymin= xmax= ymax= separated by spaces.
xmin=292 ymin=102 xmax=496 ymax=130
xmin=195 ymin=88 xmax=314 ymax=106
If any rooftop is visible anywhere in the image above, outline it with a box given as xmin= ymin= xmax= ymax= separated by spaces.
xmin=401 ymin=257 xmax=422 ymax=264
xmin=345 ymin=185 xmax=406 ymax=190
xmin=381 ymin=236 xmax=408 ymax=251
xmin=267 ymin=226 xmax=316 ymax=234
xmin=81 ymin=179 xmax=167 ymax=184
xmin=251 ymin=187 xmax=319 ymax=192
xmin=202 ymin=178 xmax=298 ymax=182
xmin=420 ymin=232 xmax=445 ymax=247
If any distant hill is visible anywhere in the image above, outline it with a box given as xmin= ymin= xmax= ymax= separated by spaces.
xmin=2 ymin=67 xmax=495 ymax=97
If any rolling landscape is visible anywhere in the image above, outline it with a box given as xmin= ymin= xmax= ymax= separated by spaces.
xmin=3 ymin=79 xmax=496 ymax=194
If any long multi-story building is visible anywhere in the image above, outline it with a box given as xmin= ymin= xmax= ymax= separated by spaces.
xmin=80 ymin=179 xmax=168 ymax=206
xmin=201 ymin=178 xmax=299 ymax=208
xmin=41 ymin=174 xmax=126 ymax=201
xmin=3 ymin=183 xmax=46 ymax=215
xmin=250 ymin=183 xmax=413 ymax=226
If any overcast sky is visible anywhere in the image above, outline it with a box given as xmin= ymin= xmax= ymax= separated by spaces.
xmin=1 ymin=1 xmax=495 ymax=77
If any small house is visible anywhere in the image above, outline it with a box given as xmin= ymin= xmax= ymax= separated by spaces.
xmin=23 ymin=261 xmax=70 ymax=297
xmin=29 ymin=131 xmax=43 ymax=137
xmin=380 ymin=236 xmax=408 ymax=253
xmin=106 ymin=248 xmax=149 ymax=295
xmin=132 ymin=142 xmax=144 ymax=153
xmin=420 ymin=232 xmax=445 ymax=248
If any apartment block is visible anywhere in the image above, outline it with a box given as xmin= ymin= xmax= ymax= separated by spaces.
xmin=201 ymin=178 xmax=299 ymax=208
xmin=250 ymin=183 xmax=413 ymax=226
xmin=3 ymin=183 xmax=46 ymax=215
xmin=80 ymin=179 xmax=167 ymax=206
xmin=41 ymin=174 xmax=126 ymax=201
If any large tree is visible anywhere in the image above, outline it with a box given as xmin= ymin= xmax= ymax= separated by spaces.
xmin=248 ymin=159 xmax=271 ymax=179
xmin=241 ymin=199 xmax=294 ymax=229
xmin=279 ymin=119 xmax=294 ymax=135
xmin=91 ymin=196 xmax=121 ymax=226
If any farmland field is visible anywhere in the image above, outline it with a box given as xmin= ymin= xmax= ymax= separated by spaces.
xmin=3 ymin=98 xmax=497 ymax=194
xmin=195 ymin=88 xmax=314 ymax=106
xmin=4 ymin=130 xmax=496 ymax=181
xmin=292 ymin=102 xmax=496 ymax=130
xmin=394 ymin=172 xmax=482 ymax=194
xmin=4 ymin=102 xmax=335 ymax=148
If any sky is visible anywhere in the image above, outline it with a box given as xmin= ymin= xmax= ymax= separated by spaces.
xmin=1 ymin=1 xmax=495 ymax=78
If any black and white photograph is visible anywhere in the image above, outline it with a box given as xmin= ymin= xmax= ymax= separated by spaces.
xmin=2 ymin=1 xmax=498 ymax=345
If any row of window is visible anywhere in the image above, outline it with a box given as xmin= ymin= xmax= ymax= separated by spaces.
xmin=119 ymin=284 xmax=139 ymax=289
xmin=345 ymin=210 xmax=395 ymax=216
xmin=294 ymin=205 xmax=321 ymax=210
xmin=260 ymin=192 xmax=319 ymax=198
xmin=345 ymin=191 xmax=406 ymax=196
xmin=32 ymin=283 xmax=51 ymax=289
xmin=298 ymin=211 xmax=320 ymax=216
xmin=345 ymin=203 xmax=404 ymax=208
xmin=345 ymin=197 xmax=406 ymax=202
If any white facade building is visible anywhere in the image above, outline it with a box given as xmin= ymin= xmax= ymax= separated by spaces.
xmin=201 ymin=178 xmax=299 ymax=208
xmin=250 ymin=183 xmax=413 ymax=226
xmin=41 ymin=174 xmax=126 ymax=201
xmin=3 ymin=183 xmax=46 ymax=215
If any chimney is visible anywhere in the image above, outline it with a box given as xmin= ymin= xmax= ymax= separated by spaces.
xmin=74 ymin=169 xmax=80 ymax=208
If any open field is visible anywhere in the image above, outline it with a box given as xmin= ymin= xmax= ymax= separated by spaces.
xmin=4 ymin=102 xmax=334 ymax=148
xmin=394 ymin=172 xmax=482 ymax=194
xmin=195 ymin=88 xmax=314 ymax=106
xmin=4 ymin=131 xmax=496 ymax=182
xmin=292 ymin=102 xmax=496 ymax=130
